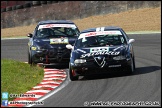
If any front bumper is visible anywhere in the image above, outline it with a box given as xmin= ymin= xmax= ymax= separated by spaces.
xmin=70 ymin=59 xmax=131 ymax=75
xmin=31 ymin=48 xmax=71 ymax=63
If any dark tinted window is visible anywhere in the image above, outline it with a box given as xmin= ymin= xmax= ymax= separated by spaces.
xmin=35 ymin=25 xmax=79 ymax=38
xmin=75 ymin=30 xmax=127 ymax=48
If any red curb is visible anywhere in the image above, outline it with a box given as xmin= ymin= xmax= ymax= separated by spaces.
xmin=37 ymin=83 xmax=60 ymax=86
xmin=24 ymin=92 xmax=47 ymax=95
xmin=8 ymin=104 xmax=25 ymax=107
xmin=14 ymin=97 xmax=38 ymax=101
xmin=33 ymin=87 xmax=55 ymax=90
xmin=42 ymin=79 xmax=63 ymax=83
xmin=1 ymin=66 xmax=67 ymax=107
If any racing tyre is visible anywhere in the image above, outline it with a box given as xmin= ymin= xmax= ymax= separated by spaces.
xmin=40 ymin=1 xmax=47 ymax=4
xmin=23 ymin=3 xmax=31 ymax=8
xmin=16 ymin=5 xmax=23 ymax=9
xmin=28 ymin=50 xmax=36 ymax=65
xmin=32 ymin=1 xmax=41 ymax=6
xmin=6 ymin=6 xmax=12 ymax=11
xmin=133 ymin=56 xmax=136 ymax=71
xmin=1 ymin=8 xmax=6 ymax=12
xmin=28 ymin=51 xmax=32 ymax=65
xmin=69 ymin=63 xmax=79 ymax=81
xmin=12 ymin=6 xmax=16 ymax=10
xmin=126 ymin=57 xmax=135 ymax=74
xmin=47 ymin=1 xmax=53 ymax=4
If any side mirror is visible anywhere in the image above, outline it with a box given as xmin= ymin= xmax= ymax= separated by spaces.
xmin=128 ymin=39 xmax=135 ymax=44
xmin=66 ymin=44 xmax=74 ymax=50
xmin=27 ymin=33 xmax=33 ymax=38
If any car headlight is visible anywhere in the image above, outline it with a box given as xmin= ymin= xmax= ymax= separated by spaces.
xmin=113 ymin=55 xmax=126 ymax=60
xmin=74 ymin=59 xmax=86 ymax=64
xmin=31 ymin=46 xmax=37 ymax=50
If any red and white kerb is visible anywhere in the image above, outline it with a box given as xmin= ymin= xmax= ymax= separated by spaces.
xmin=38 ymin=24 xmax=77 ymax=30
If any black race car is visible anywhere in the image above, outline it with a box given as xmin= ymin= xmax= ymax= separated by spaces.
xmin=66 ymin=26 xmax=136 ymax=81
xmin=27 ymin=20 xmax=80 ymax=65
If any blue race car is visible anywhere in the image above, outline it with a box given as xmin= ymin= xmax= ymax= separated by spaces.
xmin=66 ymin=26 xmax=136 ymax=81
xmin=27 ymin=20 xmax=80 ymax=65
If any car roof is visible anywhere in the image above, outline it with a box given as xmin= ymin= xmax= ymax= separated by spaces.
xmin=81 ymin=26 xmax=122 ymax=33
xmin=38 ymin=20 xmax=75 ymax=25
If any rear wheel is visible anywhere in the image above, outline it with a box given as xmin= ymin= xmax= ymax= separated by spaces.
xmin=69 ymin=63 xmax=79 ymax=81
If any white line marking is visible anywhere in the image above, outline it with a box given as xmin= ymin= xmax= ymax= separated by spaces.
xmin=33 ymin=86 xmax=58 ymax=89
xmin=44 ymin=74 xmax=66 ymax=77
xmin=44 ymin=71 xmax=64 ymax=74
xmin=26 ymin=90 xmax=50 ymax=93
xmin=44 ymin=69 xmax=59 ymax=71
xmin=43 ymin=78 xmax=65 ymax=80
xmin=40 ymin=82 xmax=61 ymax=84
xmin=1 ymin=37 xmax=28 ymax=40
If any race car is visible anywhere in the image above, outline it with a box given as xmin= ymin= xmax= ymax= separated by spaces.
xmin=66 ymin=26 xmax=136 ymax=81
xmin=27 ymin=20 xmax=80 ymax=65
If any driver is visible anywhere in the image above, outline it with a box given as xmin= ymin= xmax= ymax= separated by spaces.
xmin=64 ymin=28 xmax=73 ymax=35
xmin=39 ymin=28 xmax=49 ymax=36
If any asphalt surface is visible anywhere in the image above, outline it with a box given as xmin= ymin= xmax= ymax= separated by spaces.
xmin=1 ymin=34 xmax=161 ymax=107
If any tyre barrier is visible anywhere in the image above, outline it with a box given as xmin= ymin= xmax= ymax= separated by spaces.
xmin=52 ymin=1 xmax=59 ymax=3
xmin=1 ymin=8 xmax=6 ymax=13
xmin=47 ymin=1 xmax=53 ymax=4
xmin=6 ymin=6 xmax=12 ymax=11
xmin=32 ymin=1 xmax=41 ymax=6
xmin=23 ymin=3 xmax=31 ymax=8
xmin=16 ymin=5 xmax=23 ymax=9
xmin=58 ymin=1 xmax=65 ymax=3
xmin=40 ymin=1 xmax=47 ymax=4
xmin=12 ymin=5 xmax=16 ymax=10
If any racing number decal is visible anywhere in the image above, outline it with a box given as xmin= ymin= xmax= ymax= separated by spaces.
xmin=50 ymin=38 xmax=68 ymax=44
xmin=90 ymin=47 xmax=109 ymax=52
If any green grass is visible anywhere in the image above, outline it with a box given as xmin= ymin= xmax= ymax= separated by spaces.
xmin=1 ymin=59 xmax=44 ymax=102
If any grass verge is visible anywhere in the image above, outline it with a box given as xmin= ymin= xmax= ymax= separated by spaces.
xmin=1 ymin=59 xmax=44 ymax=102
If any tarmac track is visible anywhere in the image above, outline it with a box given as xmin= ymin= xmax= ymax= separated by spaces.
xmin=1 ymin=34 xmax=161 ymax=107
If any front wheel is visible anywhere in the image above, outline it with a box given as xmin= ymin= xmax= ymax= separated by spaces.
xmin=28 ymin=50 xmax=36 ymax=66
xmin=126 ymin=57 xmax=135 ymax=74
xmin=69 ymin=63 xmax=79 ymax=81
xmin=28 ymin=51 xmax=32 ymax=64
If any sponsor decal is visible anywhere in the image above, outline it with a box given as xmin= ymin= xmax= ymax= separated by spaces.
xmin=38 ymin=24 xmax=76 ymax=30
xmin=50 ymin=38 xmax=68 ymax=44
xmin=79 ymin=30 xmax=122 ymax=39
xmin=77 ymin=49 xmax=86 ymax=53
xmin=80 ymin=51 xmax=120 ymax=58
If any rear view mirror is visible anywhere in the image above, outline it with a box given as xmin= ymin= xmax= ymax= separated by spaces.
xmin=27 ymin=33 xmax=33 ymax=38
xmin=66 ymin=44 xmax=74 ymax=50
xmin=128 ymin=39 xmax=135 ymax=44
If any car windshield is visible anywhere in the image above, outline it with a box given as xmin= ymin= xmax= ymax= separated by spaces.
xmin=35 ymin=26 xmax=79 ymax=38
xmin=75 ymin=31 xmax=127 ymax=48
